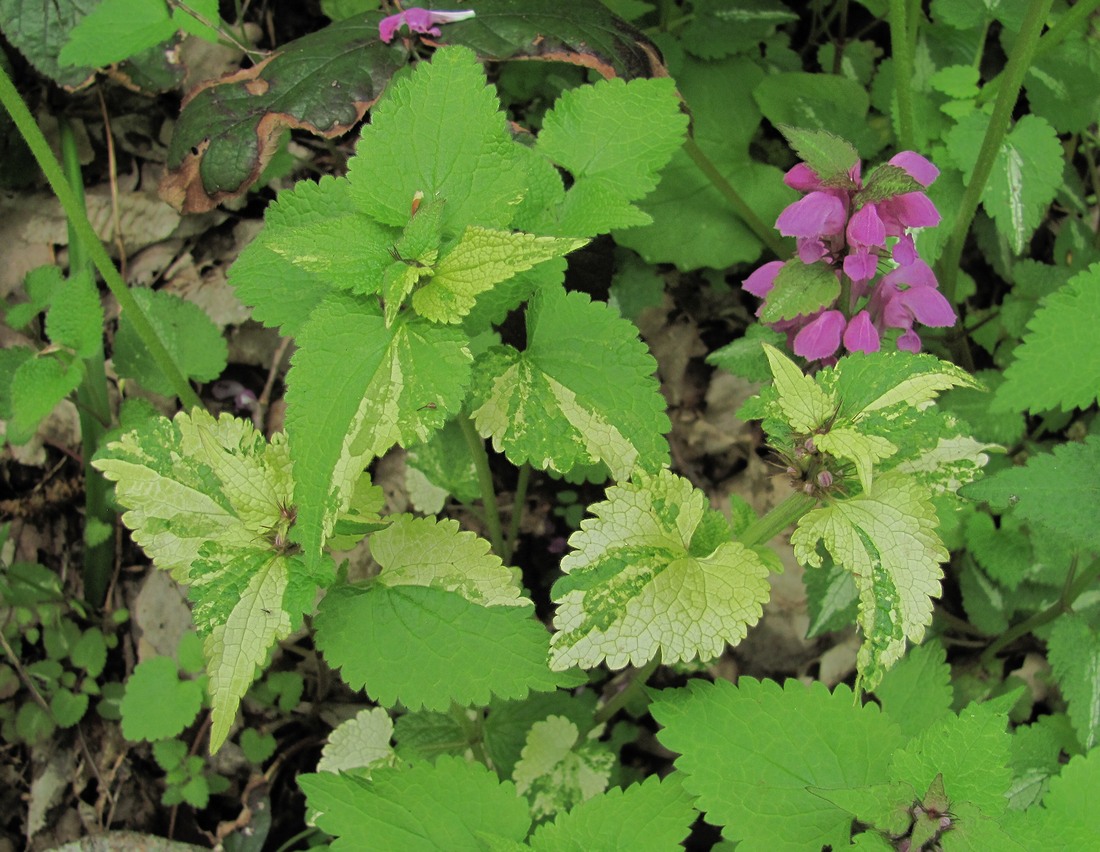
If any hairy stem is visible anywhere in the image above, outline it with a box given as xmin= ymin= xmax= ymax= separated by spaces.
xmin=936 ymin=0 xmax=1054 ymax=306
xmin=739 ymin=490 xmax=818 ymax=549
xmin=0 ymin=65 xmax=203 ymax=411
xmin=888 ymin=0 xmax=915 ymax=150
xmin=457 ymin=414 xmax=505 ymax=556
xmin=594 ymin=651 xmax=662 ymax=725
xmin=59 ymin=120 xmax=115 ymax=608
xmin=682 ymin=138 xmax=789 ymax=258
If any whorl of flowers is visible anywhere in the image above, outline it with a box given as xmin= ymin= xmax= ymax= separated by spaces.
xmin=744 ymin=139 xmax=956 ymax=362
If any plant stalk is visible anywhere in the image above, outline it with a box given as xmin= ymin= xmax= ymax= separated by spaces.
xmin=59 ymin=119 xmax=115 ymax=608
xmin=739 ymin=490 xmax=818 ymax=549
xmin=594 ymin=651 xmax=662 ymax=725
xmin=936 ymin=0 xmax=1054 ymax=306
xmin=504 ymin=463 xmax=530 ymax=564
xmin=888 ymin=0 xmax=915 ymax=150
xmin=682 ymin=138 xmax=789 ymax=259
xmin=457 ymin=414 xmax=505 ymax=556
xmin=0 ymin=65 xmax=203 ymax=411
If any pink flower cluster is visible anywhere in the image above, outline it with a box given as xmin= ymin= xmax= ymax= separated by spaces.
xmin=378 ymin=7 xmax=476 ymax=43
xmin=745 ymin=152 xmax=956 ymax=361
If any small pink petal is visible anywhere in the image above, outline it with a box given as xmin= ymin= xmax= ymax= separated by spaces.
xmin=843 ymin=249 xmax=878 ymax=282
xmin=901 ymin=286 xmax=956 ymax=327
xmin=743 ymin=260 xmax=784 ymax=298
xmin=892 ymin=233 xmax=917 ymax=265
xmin=797 ymin=238 xmax=829 ymax=264
xmin=843 ymin=310 xmax=880 ymax=353
xmin=883 ymin=258 xmax=938 ymax=289
xmin=776 ymin=191 xmax=848 ymax=238
xmin=784 ymin=163 xmax=822 ymax=191
xmin=847 ymin=203 xmax=887 ymax=248
xmin=897 ymin=329 xmax=922 ymax=352
xmin=793 ymin=310 xmax=846 ymax=361
xmin=889 ymin=152 xmax=939 ymax=187
xmin=379 ymin=8 xmax=475 ymax=42
xmin=885 ymin=191 xmax=941 ymax=229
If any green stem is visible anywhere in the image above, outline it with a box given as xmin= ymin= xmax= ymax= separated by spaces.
xmin=0 ymin=65 xmax=203 ymax=411
xmin=936 ymin=0 xmax=1054 ymax=306
xmin=977 ymin=0 xmax=1100 ymax=106
xmin=59 ymin=120 xmax=115 ymax=608
xmin=457 ymin=414 xmax=505 ymax=556
xmin=739 ymin=491 xmax=818 ymax=549
xmin=504 ymin=463 xmax=530 ymax=564
xmin=594 ymin=651 xmax=662 ymax=725
xmin=682 ymin=138 xmax=789 ymax=259
xmin=888 ymin=0 xmax=915 ymax=150
xmin=981 ymin=554 xmax=1099 ymax=667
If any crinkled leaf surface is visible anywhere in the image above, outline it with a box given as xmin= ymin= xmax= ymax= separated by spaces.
xmin=755 ymin=72 xmax=880 ymax=156
xmin=471 ymin=286 xmax=669 ymax=480
xmin=0 ymin=0 xmax=95 ymax=88
xmin=119 ymin=655 xmax=204 ymax=742
xmin=412 ymin=227 xmax=587 ymax=323
xmin=164 ymin=1 xmax=667 ymax=211
xmin=651 ymin=678 xmax=902 ymax=849
xmin=549 ymin=469 xmax=771 ymax=670
xmin=1046 ymin=614 xmax=1100 ymax=752
xmin=405 ymin=419 xmax=481 ymax=513
xmin=873 ymin=640 xmax=953 ymax=739
xmin=615 ymin=56 xmax=796 ymax=270
xmin=792 ymin=474 xmax=947 ymax=690
xmin=45 ymin=272 xmax=103 ymax=359
xmin=58 ymin=0 xmax=221 ymax=68
xmin=228 ymin=175 xmax=359 ymax=338
xmin=8 ymin=355 xmax=84 ymax=445
xmin=483 ymin=691 xmax=599 ymax=780
xmin=995 ymin=263 xmax=1100 ymax=413
xmin=317 ymin=707 xmax=397 ymax=774
xmin=1003 ymin=749 xmax=1100 ymax=847
xmin=534 ymin=76 xmax=688 ymax=234
xmin=527 ymin=774 xmax=695 ymax=851
xmin=314 ymin=516 xmax=566 ymax=710
xmin=763 ymin=343 xmax=835 ymax=432
xmin=946 ymin=113 xmax=1063 ymax=254
xmin=778 ymin=125 xmax=860 ymax=184
xmin=300 ymin=755 xmax=531 ymax=851
xmin=759 ymin=261 xmax=842 ymax=323
xmin=513 ymin=716 xmax=614 ymax=821
xmin=284 ymin=294 xmax=471 ymax=561
xmin=93 ymin=409 xmax=318 ymax=751
xmin=961 ymin=436 xmax=1100 ymax=553
xmin=113 ymin=288 xmax=227 ymax=397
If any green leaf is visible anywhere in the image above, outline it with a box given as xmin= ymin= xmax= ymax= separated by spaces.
xmin=120 ymin=655 xmax=203 ymax=742
xmin=59 ymin=0 xmax=222 ymax=67
xmin=240 ymin=728 xmax=277 ymax=764
xmin=535 ymin=77 xmax=688 ymax=234
xmin=1047 ymin=615 xmax=1100 ymax=752
xmin=285 ymin=295 xmax=471 ymax=561
xmin=0 ymin=0 xmax=94 ymax=88
xmin=8 ymin=354 xmax=84 ymax=445
xmin=680 ymin=0 xmax=798 ymax=59
xmin=856 ymin=164 xmax=924 ymax=205
xmin=413 ymin=227 xmax=587 ymax=324
xmin=828 ymin=350 xmax=981 ymax=421
xmin=763 ymin=343 xmax=835 ymax=432
xmin=300 ymin=755 xmax=531 ymax=850
xmin=960 ymin=436 xmax=1100 ymax=553
xmin=1025 ymin=37 xmax=1100 ymax=134
xmin=995 ymin=263 xmax=1100 ymax=413
xmin=615 ymin=56 xmax=796 ymax=271
xmin=1003 ymin=749 xmax=1100 ymax=847
xmin=0 ymin=347 xmax=33 ymax=419
xmin=229 ymin=176 xmax=359 ymax=337
xmin=776 ymin=125 xmax=859 ymax=184
xmin=315 ymin=517 xmax=565 ymax=710
xmin=792 ymin=474 xmax=947 ymax=690
xmin=890 ymin=699 xmax=1013 ymax=817
xmin=317 ymin=707 xmax=396 ymax=774
xmin=113 ymin=288 xmax=227 ymax=397
xmin=349 ymin=46 xmax=522 ymax=233
xmin=471 ymin=286 xmax=669 ymax=480
xmin=93 ymin=409 xmax=314 ymax=751
xmin=758 ymin=260 xmax=841 ymax=323
xmin=513 ymin=716 xmax=615 ymax=821
xmin=946 ymin=113 xmax=1063 ymax=254
xmin=259 ymin=213 xmax=398 ymax=297
xmin=755 ymin=73 xmax=880 ymax=157
xmin=549 ymin=469 xmax=771 ymax=670
xmin=405 ymin=419 xmax=481 ymax=513
xmin=15 ymin=702 xmax=56 ymax=745
xmin=483 ymin=691 xmax=600 ymax=780
xmin=70 ymin=629 xmax=108 ymax=678
xmin=45 ymin=272 xmax=103 ymax=358
xmin=874 ymin=640 xmax=953 ymax=739
xmin=804 ymin=556 xmax=859 ymax=638
xmin=50 ymin=688 xmax=89 ymax=728
xmin=652 ymin=678 xmax=902 ymax=849
xmin=527 ymin=774 xmax=696 ymax=851
xmin=815 ymin=427 xmax=897 ymax=493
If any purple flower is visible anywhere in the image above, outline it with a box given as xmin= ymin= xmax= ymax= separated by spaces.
xmin=793 ymin=310 xmax=846 ymax=361
xmin=379 ymin=7 xmax=476 ymax=43
xmin=842 ymin=310 xmax=879 ymax=353
xmin=775 ymin=191 xmax=848 ymax=239
xmin=743 ymin=260 xmax=785 ymax=299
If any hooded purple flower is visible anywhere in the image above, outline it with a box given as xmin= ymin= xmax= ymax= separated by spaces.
xmin=379 ymin=7 xmax=476 ymax=43
xmin=793 ymin=310 xmax=847 ymax=361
